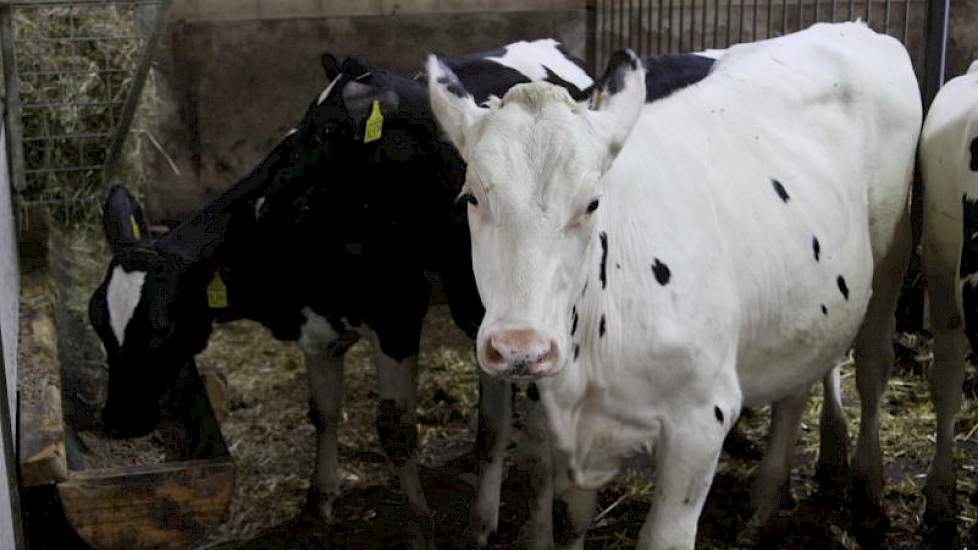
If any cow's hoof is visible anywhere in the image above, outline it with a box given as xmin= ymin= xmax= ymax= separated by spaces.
xmin=923 ymin=502 xmax=961 ymax=549
xmin=302 ymin=487 xmax=339 ymax=524
xmin=850 ymin=498 xmax=889 ymax=548
xmin=814 ymin=463 xmax=849 ymax=503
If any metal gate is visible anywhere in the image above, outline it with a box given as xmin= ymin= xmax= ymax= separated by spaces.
xmin=585 ymin=0 xmax=949 ymax=105
xmin=0 ymin=0 xmax=170 ymax=226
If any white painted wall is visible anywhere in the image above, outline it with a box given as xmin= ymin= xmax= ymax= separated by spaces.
xmin=0 ymin=121 xmax=20 ymax=550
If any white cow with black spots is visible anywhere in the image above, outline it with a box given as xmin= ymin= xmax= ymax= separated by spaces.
xmin=920 ymin=59 xmax=978 ymax=544
xmin=429 ymin=22 xmax=920 ymax=549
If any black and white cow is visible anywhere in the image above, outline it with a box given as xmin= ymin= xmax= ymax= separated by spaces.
xmin=920 ymin=59 xmax=978 ymax=543
xmin=88 ymin=40 xmax=593 ymax=549
xmin=429 ymin=22 xmax=921 ymax=549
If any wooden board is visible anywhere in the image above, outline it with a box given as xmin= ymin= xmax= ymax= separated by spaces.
xmin=58 ymin=458 xmax=234 ymax=549
xmin=18 ymin=383 xmax=67 ymax=486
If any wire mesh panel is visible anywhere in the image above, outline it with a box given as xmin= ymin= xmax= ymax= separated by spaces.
xmin=590 ymin=0 xmax=930 ymax=75
xmin=2 ymin=0 xmax=161 ymax=224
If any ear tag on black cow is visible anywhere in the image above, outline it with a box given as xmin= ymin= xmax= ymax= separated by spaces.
xmin=207 ymin=272 xmax=228 ymax=309
xmin=129 ymin=214 xmax=142 ymax=240
xmin=364 ymin=100 xmax=383 ymax=143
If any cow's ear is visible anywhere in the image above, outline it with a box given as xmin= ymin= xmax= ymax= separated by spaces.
xmin=102 ymin=185 xmax=149 ymax=255
xmin=586 ymin=50 xmax=646 ymax=170
xmin=341 ymin=80 xmax=400 ymax=135
xmin=321 ymin=53 xmax=340 ymax=81
xmin=426 ymin=54 xmax=486 ymax=151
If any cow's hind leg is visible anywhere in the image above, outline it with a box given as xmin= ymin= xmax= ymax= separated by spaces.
xmin=922 ymin=263 xmax=967 ymax=545
xmin=749 ymin=388 xmax=809 ymax=532
xmin=850 ymin=225 xmax=910 ymax=545
xmin=470 ymin=370 xmax=513 ymax=547
xmin=815 ymin=364 xmax=850 ymax=498
xmin=373 ymin=337 xmax=432 ymax=549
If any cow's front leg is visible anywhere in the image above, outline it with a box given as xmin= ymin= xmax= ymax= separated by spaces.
xmin=304 ymin=345 xmax=347 ymax=521
xmin=638 ymin=402 xmax=735 ymax=550
xmin=470 ymin=370 xmax=513 ymax=546
xmin=372 ymin=336 xmax=432 ymax=549
xmin=815 ymin=364 xmax=849 ymax=497
xmin=519 ymin=383 xmax=555 ymax=550
xmin=553 ymin=459 xmax=598 ymax=550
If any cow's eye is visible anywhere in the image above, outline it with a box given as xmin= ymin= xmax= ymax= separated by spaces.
xmin=586 ymin=199 xmax=600 ymax=213
xmin=456 ymin=192 xmax=478 ymax=207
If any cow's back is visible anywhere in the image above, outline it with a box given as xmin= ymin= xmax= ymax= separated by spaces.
xmin=596 ymin=22 xmax=920 ymax=405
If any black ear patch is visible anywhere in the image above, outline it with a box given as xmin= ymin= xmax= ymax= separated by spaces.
xmin=102 ymin=185 xmax=149 ymax=254
xmin=321 ymin=53 xmax=340 ymax=80
xmin=595 ymin=50 xmax=641 ymax=96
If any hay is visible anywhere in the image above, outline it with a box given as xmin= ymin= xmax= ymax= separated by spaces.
xmin=12 ymin=3 xmax=161 ymax=227
xmin=75 ymin=430 xmax=168 ymax=468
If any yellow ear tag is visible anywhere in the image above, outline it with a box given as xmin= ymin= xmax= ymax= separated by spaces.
xmin=129 ymin=214 xmax=141 ymax=239
xmin=207 ymin=272 xmax=228 ymax=309
xmin=364 ymin=100 xmax=383 ymax=143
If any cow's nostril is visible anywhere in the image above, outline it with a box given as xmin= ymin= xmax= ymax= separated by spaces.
xmin=486 ymin=338 xmax=505 ymax=364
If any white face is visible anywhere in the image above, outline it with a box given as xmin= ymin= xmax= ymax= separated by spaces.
xmin=428 ymin=51 xmax=646 ymax=379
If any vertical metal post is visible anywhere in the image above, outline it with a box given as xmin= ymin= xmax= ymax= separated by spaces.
xmin=587 ymin=0 xmax=598 ymax=75
xmin=921 ymin=0 xmax=949 ymax=109
xmin=1 ymin=6 xmax=25 ymax=193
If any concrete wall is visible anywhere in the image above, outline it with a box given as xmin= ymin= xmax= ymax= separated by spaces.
xmin=0 ymin=121 xmax=20 ymax=550
xmin=141 ymin=1 xmax=587 ymax=222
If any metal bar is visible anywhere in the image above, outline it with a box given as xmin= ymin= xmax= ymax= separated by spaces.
xmin=713 ymin=0 xmax=720 ymax=48
xmin=903 ymin=0 xmax=910 ymax=42
xmin=2 ymin=6 xmax=27 ymax=192
xmin=831 ymin=0 xmax=837 ymax=21
xmin=16 ymin=34 xmax=143 ymax=44
xmin=26 ymin=164 xmax=104 ymax=173
xmin=815 ymin=0 xmax=820 ymax=25
xmin=726 ymin=0 xmax=732 ymax=45
xmin=702 ymin=0 xmax=708 ymax=49
xmin=103 ymin=0 xmax=170 ymax=185
xmin=20 ymin=68 xmax=131 ymax=78
xmin=0 ymin=0 xmax=156 ymax=5
xmin=921 ymin=0 xmax=949 ymax=109
xmin=618 ymin=0 xmax=624 ymax=51
xmin=865 ymin=0 xmax=872 ymax=27
xmin=24 ymin=132 xmax=114 ymax=141
xmin=738 ymin=0 xmax=744 ymax=42
xmin=22 ymin=100 xmax=123 ymax=109
xmin=649 ymin=0 xmax=656 ymax=56
xmin=848 ymin=0 xmax=854 ymax=21
xmin=667 ymin=0 xmax=674 ymax=52
xmin=797 ymin=0 xmax=803 ymax=30
xmin=752 ymin=0 xmax=758 ymax=40
xmin=586 ymin=0 xmax=597 ymax=74
xmin=782 ymin=0 xmax=788 ymax=35
xmin=658 ymin=0 xmax=665 ymax=52
xmin=767 ymin=0 xmax=773 ymax=36
xmin=679 ymin=0 xmax=685 ymax=50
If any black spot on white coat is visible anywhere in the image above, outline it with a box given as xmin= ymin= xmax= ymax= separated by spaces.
xmin=527 ymin=383 xmax=540 ymax=402
xmin=599 ymin=315 xmax=606 ymax=338
xmin=970 ymin=137 xmax=978 ymax=172
xmin=837 ymin=276 xmax=849 ymax=300
xmin=812 ymin=236 xmax=821 ymax=262
xmin=599 ymin=232 xmax=609 ymax=289
xmin=571 ymin=306 xmax=579 ymax=336
xmin=651 ymin=258 xmax=671 ymax=286
xmin=714 ymin=406 xmax=724 ymax=424
xmin=771 ymin=179 xmax=790 ymax=202
xmin=574 ymin=344 xmax=580 ymax=361
xmin=821 ymin=304 xmax=828 ymax=315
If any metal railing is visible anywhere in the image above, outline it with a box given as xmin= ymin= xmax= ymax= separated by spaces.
xmin=0 ymin=0 xmax=166 ymax=224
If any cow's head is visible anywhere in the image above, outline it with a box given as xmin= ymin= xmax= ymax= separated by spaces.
xmin=428 ymin=50 xmax=645 ymax=380
xmin=89 ymin=186 xmax=223 ymax=436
